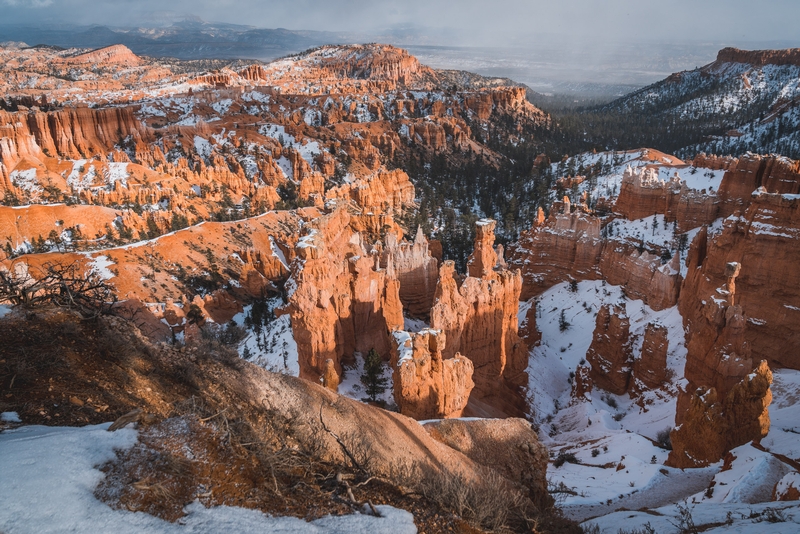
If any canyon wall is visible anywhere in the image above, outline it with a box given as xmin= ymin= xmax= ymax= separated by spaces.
xmin=508 ymin=201 xmax=602 ymax=300
xmin=715 ymin=46 xmax=800 ymax=67
xmin=508 ymin=199 xmax=680 ymax=310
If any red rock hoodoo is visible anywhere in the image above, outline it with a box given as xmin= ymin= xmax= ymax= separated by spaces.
xmin=390 ymin=329 xmax=474 ymax=419
xmin=585 ymin=304 xmax=633 ymax=396
xmin=284 ymin=207 xmax=403 ymax=383
xmin=668 ymin=360 xmax=772 ymax=468
xmin=381 ymin=227 xmax=439 ymax=319
xmin=430 ymin=220 xmax=529 ymax=416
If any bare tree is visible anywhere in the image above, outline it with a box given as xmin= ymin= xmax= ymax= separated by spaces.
xmin=0 ymin=259 xmax=116 ymax=316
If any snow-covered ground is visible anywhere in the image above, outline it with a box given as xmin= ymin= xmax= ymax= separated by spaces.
xmin=604 ymin=213 xmax=678 ymax=249
xmin=526 ymin=280 xmax=685 ymax=429
xmin=526 ymin=280 xmax=800 ymax=531
xmin=654 ymin=165 xmax=725 ymax=193
xmin=554 ymin=149 xmax=727 ymax=207
xmin=234 ymin=300 xmax=300 ymax=376
xmin=584 ymin=499 xmax=800 ymax=533
xmin=0 ymin=423 xmax=416 ymax=533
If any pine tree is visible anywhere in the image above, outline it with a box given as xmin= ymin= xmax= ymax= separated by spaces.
xmin=360 ymin=348 xmax=388 ymax=403
xmin=559 ymin=310 xmax=571 ymax=333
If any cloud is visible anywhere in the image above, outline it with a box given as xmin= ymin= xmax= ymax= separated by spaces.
xmin=0 ymin=0 xmax=799 ymax=48
xmin=2 ymin=0 xmax=54 ymax=7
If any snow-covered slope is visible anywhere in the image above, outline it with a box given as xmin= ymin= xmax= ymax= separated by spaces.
xmin=526 ymin=284 xmax=800 ymax=532
xmin=0 ymin=423 xmax=415 ymax=533
xmin=602 ymin=51 xmax=800 ymax=159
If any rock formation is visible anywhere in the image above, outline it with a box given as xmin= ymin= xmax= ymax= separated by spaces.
xmin=284 ymin=207 xmax=403 ymax=383
xmin=509 ymin=199 xmax=681 ymax=310
xmin=632 ymin=322 xmax=670 ymax=391
xmin=390 ymin=329 xmax=474 ymax=419
xmin=611 ymin=155 xmax=800 ymax=234
xmin=508 ymin=201 xmax=602 ymax=300
xmin=430 ymin=220 xmax=529 ymax=416
xmin=714 ymin=46 xmax=800 ymax=67
xmin=1 ymin=106 xmax=149 ymax=169
xmin=680 ymin=191 xmax=800 ymax=388
xmin=585 ymin=304 xmax=633 ymax=395
xmin=380 ymin=227 xmax=439 ymax=319
xmin=613 ymin=165 xmax=720 ymax=231
xmin=599 ymin=244 xmax=682 ymax=311
xmin=668 ymin=360 xmax=773 ymax=468
xmin=672 ymin=191 xmax=798 ymax=465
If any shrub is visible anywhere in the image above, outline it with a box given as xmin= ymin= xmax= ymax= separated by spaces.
xmin=553 ymin=451 xmax=579 ymax=468
xmin=656 ymin=428 xmax=673 ymax=450
xmin=558 ymin=309 xmax=571 ymax=332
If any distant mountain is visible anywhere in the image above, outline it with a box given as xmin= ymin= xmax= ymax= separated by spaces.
xmin=600 ymin=47 xmax=800 ymax=158
xmin=0 ymin=21 xmax=347 ymax=61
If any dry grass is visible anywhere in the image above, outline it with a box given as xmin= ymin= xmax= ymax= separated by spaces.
xmin=2 ymin=308 xmax=582 ymax=533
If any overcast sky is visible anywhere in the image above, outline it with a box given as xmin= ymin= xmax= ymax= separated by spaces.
xmin=2 ymin=0 xmax=799 ymax=47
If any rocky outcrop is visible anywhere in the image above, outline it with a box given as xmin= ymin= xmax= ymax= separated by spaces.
xmin=668 ymin=360 xmax=773 ymax=468
xmin=284 ymin=208 xmax=403 ymax=383
xmin=390 ymin=329 xmax=474 ymax=419
xmin=508 ymin=202 xmax=603 ymax=300
xmin=632 ymin=322 xmax=670 ymax=391
xmin=585 ymin=304 xmax=632 ymax=395
xmin=325 ymin=168 xmax=415 ymax=213
xmin=611 ymin=156 xmax=800 ymax=234
xmin=424 ymin=418 xmax=553 ymax=511
xmin=680 ymin=192 xmax=800 ymax=386
xmin=381 ymin=227 xmax=439 ymax=319
xmin=615 ymin=166 xmax=683 ymax=222
xmin=614 ymin=165 xmax=720 ymax=230
xmin=714 ymin=47 xmax=800 ymax=68
xmin=599 ymin=244 xmax=682 ymax=311
xmin=0 ymin=106 xmax=149 ymax=174
xmin=673 ymin=190 xmax=799 ymax=465
xmin=431 ymin=220 xmax=528 ymax=416
xmin=509 ymin=199 xmax=681 ymax=310
xmin=717 ymin=154 xmax=800 ymax=212
xmin=692 ymin=153 xmax=737 ymax=172
xmin=351 ymin=168 xmax=416 ymax=212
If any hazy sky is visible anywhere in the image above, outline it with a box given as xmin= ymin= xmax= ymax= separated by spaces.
xmin=2 ymin=0 xmax=800 ymax=47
